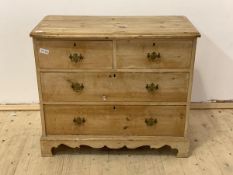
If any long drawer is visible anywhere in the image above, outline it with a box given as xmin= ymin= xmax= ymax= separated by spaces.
xmin=116 ymin=39 xmax=193 ymax=69
xmin=44 ymin=105 xmax=186 ymax=136
xmin=36 ymin=40 xmax=113 ymax=69
xmin=41 ymin=72 xmax=189 ymax=102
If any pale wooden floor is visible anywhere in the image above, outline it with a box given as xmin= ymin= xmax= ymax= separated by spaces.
xmin=0 ymin=110 xmax=233 ymax=175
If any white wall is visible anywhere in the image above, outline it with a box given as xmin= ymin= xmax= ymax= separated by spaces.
xmin=0 ymin=0 xmax=233 ymax=103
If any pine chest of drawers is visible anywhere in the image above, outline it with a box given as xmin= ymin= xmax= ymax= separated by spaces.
xmin=30 ymin=16 xmax=200 ymax=157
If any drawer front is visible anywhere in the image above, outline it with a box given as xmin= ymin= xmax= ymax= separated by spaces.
xmin=45 ymin=105 xmax=186 ymax=136
xmin=36 ymin=40 xmax=113 ymax=69
xmin=116 ymin=39 xmax=192 ymax=69
xmin=41 ymin=72 xmax=189 ymax=102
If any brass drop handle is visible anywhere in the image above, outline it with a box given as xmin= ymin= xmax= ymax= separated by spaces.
xmin=145 ymin=118 xmax=157 ymax=126
xmin=69 ymin=52 xmax=84 ymax=63
xmin=146 ymin=83 xmax=159 ymax=92
xmin=67 ymin=80 xmax=84 ymax=93
xmin=147 ymin=51 xmax=160 ymax=61
xmin=73 ymin=117 xmax=86 ymax=126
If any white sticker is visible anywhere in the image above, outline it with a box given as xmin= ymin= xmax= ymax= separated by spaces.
xmin=39 ymin=48 xmax=49 ymax=55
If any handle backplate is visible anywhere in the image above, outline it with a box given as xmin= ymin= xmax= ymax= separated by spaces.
xmin=146 ymin=83 xmax=159 ymax=92
xmin=145 ymin=118 xmax=157 ymax=126
xmin=147 ymin=51 xmax=161 ymax=62
xmin=69 ymin=53 xmax=84 ymax=63
xmin=67 ymin=80 xmax=84 ymax=93
xmin=73 ymin=117 xmax=86 ymax=126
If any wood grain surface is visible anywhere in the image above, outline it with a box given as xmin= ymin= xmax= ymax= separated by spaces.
xmin=44 ymin=105 xmax=186 ymax=136
xmin=36 ymin=40 xmax=113 ymax=69
xmin=116 ymin=39 xmax=193 ymax=69
xmin=30 ymin=16 xmax=200 ymax=39
xmin=40 ymin=72 xmax=189 ymax=102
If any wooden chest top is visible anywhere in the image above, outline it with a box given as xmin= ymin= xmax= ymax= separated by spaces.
xmin=30 ymin=16 xmax=200 ymax=39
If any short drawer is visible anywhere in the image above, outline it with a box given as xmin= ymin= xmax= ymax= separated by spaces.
xmin=44 ymin=105 xmax=186 ymax=136
xmin=41 ymin=72 xmax=189 ymax=102
xmin=116 ymin=39 xmax=193 ymax=69
xmin=36 ymin=40 xmax=113 ymax=69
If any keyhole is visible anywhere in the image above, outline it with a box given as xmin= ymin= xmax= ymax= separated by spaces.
xmin=153 ymin=42 xmax=156 ymax=46
xmin=73 ymin=42 xmax=77 ymax=47
xmin=113 ymin=74 xmax=116 ymax=78
xmin=113 ymin=106 xmax=116 ymax=110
